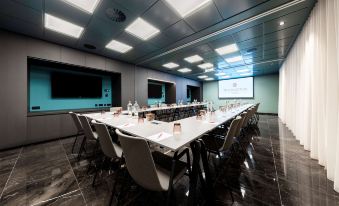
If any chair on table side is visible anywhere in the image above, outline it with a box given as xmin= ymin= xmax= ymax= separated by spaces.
xmin=251 ymin=103 xmax=260 ymax=125
xmin=203 ymin=117 xmax=242 ymax=162
xmin=115 ymin=129 xmax=191 ymax=206
xmin=202 ymin=117 xmax=241 ymax=202
xmin=93 ymin=123 xmax=124 ymax=206
xmin=78 ymin=115 xmax=99 ymax=161
xmin=234 ymin=111 xmax=249 ymax=154
xmin=69 ymin=112 xmax=84 ymax=154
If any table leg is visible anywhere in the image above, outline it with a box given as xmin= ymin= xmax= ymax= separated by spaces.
xmin=188 ymin=141 xmax=200 ymax=206
xmin=188 ymin=140 xmax=216 ymax=206
xmin=198 ymin=139 xmax=215 ymax=205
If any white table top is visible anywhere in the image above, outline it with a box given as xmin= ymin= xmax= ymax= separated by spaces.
xmin=137 ymin=102 xmax=207 ymax=113
xmin=84 ymin=104 xmax=253 ymax=151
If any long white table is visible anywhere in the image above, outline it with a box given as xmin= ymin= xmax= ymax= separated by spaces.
xmin=84 ymin=104 xmax=253 ymax=151
xmin=84 ymin=104 xmax=253 ymax=205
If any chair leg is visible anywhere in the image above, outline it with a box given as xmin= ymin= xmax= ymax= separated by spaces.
xmin=77 ymin=136 xmax=87 ymax=161
xmin=109 ymin=162 xmax=122 ymax=206
xmin=71 ymin=134 xmax=78 ymax=154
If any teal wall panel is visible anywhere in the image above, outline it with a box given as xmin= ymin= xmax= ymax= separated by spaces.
xmin=203 ymin=74 xmax=279 ymax=113
xmin=29 ymin=66 xmax=112 ymax=112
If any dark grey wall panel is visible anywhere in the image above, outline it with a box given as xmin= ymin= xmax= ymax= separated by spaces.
xmin=27 ymin=115 xmax=61 ymax=143
xmin=0 ymin=31 xmax=28 ymax=149
xmin=0 ymin=30 xmax=201 ymax=150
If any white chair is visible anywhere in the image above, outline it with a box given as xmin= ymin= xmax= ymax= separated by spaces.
xmin=115 ymin=129 xmax=190 ymax=205
xmin=78 ymin=115 xmax=99 ymax=161
xmin=93 ymin=123 xmax=124 ymax=205
xmin=69 ymin=112 xmax=84 ymax=154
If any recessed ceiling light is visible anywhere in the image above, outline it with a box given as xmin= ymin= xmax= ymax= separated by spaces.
xmin=205 ymin=78 xmax=214 ymax=81
xmin=105 ymin=40 xmax=133 ymax=53
xmin=62 ymin=0 xmax=100 ymax=14
xmin=215 ymin=72 xmax=226 ymax=76
xmin=221 ymin=75 xmax=230 ymax=79
xmin=44 ymin=13 xmax=84 ymax=38
xmin=178 ymin=68 xmax=192 ymax=73
xmin=239 ymin=72 xmax=252 ymax=76
xmin=198 ymin=63 xmax=213 ymax=69
xmin=205 ymin=68 xmax=215 ymax=73
xmin=125 ymin=17 xmax=160 ymax=40
xmin=184 ymin=55 xmax=203 ymax=63
xmin=198 ymin=75 xmax=208 ymax=79
xmin=237 ymin=69 xmax=250 ymax=73
xmin=279 ymin=21 xmax=285 ymax=26
xmin=163 ymin=62 xmax=179 ymax=69
xmin=225 ymin=56 xmax=243 ymax=63
xmin=164 ymin=0 xmax=212 ymax=18
xmin=215 ymin=43 xmax=239 ymax=55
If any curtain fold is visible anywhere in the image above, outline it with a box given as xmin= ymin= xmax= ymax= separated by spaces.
xmin=279 ymin=0 xmax=339 ymax=192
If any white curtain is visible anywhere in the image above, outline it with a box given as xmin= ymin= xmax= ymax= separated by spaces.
xmin=279 ymin=0 xmax=339 ymax=192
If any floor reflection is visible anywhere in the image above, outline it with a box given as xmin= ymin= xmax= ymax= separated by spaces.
xmin=0 ymin=115 xmax=338 ymax=205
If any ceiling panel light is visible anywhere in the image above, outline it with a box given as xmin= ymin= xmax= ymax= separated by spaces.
xmin=205 ymin=68 xmax=215 ymax=73
xmin=237 ymin=69 xmax=250 ymax=73
xmin=178 ymin=68 xmax=192 ymax=73
xmin=105 ymin=40 xmax=133 ymax=53
xmin=184 ymin=55 xmax=203 ymax=63
xmin=215 ymin=43 xmax=239 ymax=55
xmin=279 ymin=21 xmax=285 ymax=26
xmin=205 ymin=78 xmax=214 ymax=81
xmin=125 ymin=17 xmax=160 ymax=40
xmin=215 ymin=72 xmax=226 ymax=76
xmin=165 ymin=0 xmax=212 ymax=18
xmin=44 ymin=13 xmax=84 ymax=38
xmin=198 ymin=63 xmax=213 ymax=69
xmin=163 ymin=62 xmax=179 ymax=69
xmin=198 ymin=75 xmax=208 ymax=79
xmin=62 ymin=0 xmax=100 ymax=14
xmin=240 ymin=72 xmax=253 ymax=76
xmin=221 ymin=75 xmax=230 ymax=79
xmin=225 ymin=56 xmax=243 ymax=63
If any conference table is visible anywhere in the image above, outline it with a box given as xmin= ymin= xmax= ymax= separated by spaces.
xmin=84 ymin=104 xmax=253 ymax=205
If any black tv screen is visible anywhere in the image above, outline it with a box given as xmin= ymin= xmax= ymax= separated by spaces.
xmin=51 ymin=72 xmax=102 ymax=98
xmin=148 ymin=84 xmax=162 ymax=98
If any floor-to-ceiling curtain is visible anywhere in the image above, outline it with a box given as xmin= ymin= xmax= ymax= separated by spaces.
xmin=279 ymin=0 xmax=339 ymax=192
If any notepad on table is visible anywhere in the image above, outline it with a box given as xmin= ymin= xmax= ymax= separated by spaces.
xmin=147 ymin=132 xmax=172 ymax=142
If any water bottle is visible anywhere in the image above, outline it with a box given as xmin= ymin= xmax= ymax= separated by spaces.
xmin=134 ymin=101 xmax=140 ymax=111
xmin=127 ymin=101 xmax=132 ymax=114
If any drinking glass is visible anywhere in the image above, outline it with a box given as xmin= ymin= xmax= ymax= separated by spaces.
xmin=173 ymin=123 xmax=182 ymax=134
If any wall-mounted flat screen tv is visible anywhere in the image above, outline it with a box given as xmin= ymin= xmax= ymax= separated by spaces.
xmin=51 ymin=72 xmax=102 ymax=98
xmin=148 ymin=83 xmax=162 ymax=98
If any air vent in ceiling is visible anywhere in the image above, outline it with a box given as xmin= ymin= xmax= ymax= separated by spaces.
xmin=105 ymin=8 xmax=126 ymax=22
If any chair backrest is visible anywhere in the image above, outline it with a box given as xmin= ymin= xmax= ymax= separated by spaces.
xmin=115 ymin=129 xmax=164 ymax=191
xmin=235 ymin=112 xmax=247 ymax=137
xmin=242 ymin=108 xmax=253 ymax=127
xmin=93 ymin=123 xmax=121 ymax=158
xmin=78 ymin=115 xmax=96 ymax=140
xmin=69 ymin=112 xmax=83 ymax=133
xmin=220 ymin=117 xmax=241 ymax=151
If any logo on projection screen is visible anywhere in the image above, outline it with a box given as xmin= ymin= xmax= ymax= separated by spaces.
xmin=233 ymin=82 xmax=237 ymax=87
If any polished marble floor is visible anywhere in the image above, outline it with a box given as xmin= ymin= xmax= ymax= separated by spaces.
xmin=0 ymin=115 xmax=338 ymax=206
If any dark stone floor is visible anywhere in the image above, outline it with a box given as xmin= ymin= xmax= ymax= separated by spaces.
xmin=0 ymin=115 xmax=338 ymax=206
